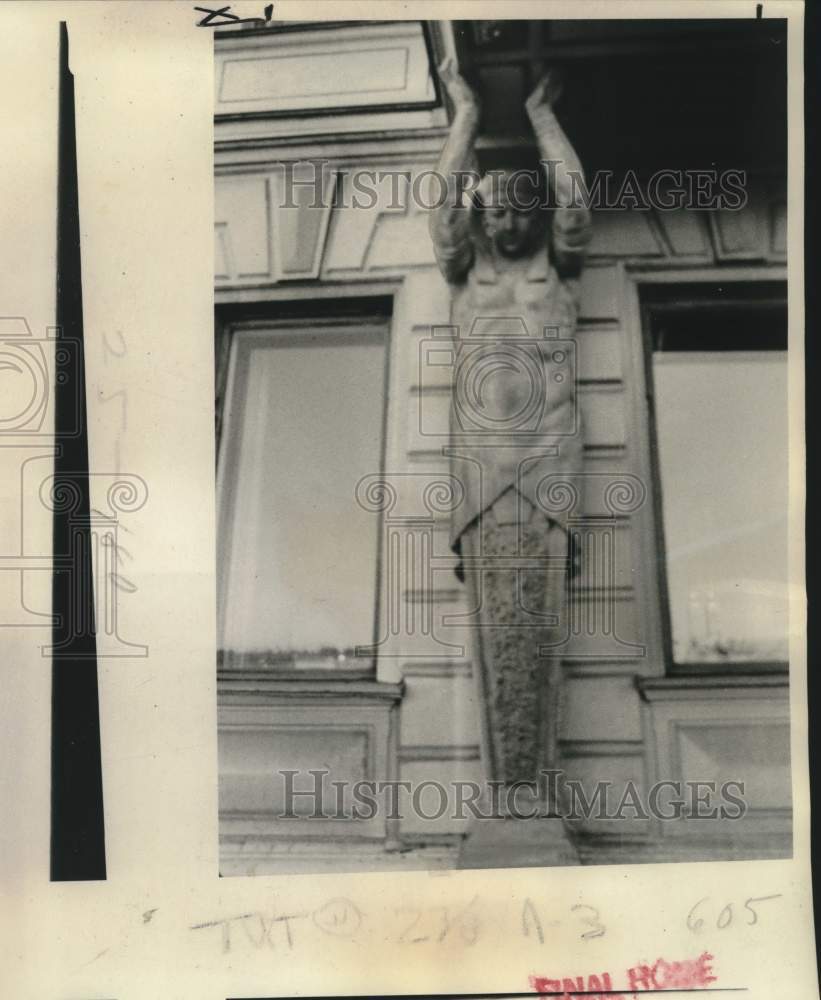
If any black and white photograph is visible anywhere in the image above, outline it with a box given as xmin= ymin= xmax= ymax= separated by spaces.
xmin=214 ymin=15 xmax=794 ymax=875
xmin=3 ymin=3 xmax=815 ymax=998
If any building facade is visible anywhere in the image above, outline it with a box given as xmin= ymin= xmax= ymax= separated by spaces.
xmin=214 ymin=18 xmax=791 ymax=874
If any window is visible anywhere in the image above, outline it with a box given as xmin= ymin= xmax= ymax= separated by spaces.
xmin=216 ymin=312 xmax=390 ymax=673
xmin=642 ymin=282 xmax=788 ymax=672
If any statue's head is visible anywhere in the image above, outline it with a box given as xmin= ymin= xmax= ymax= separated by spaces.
xmin=474 ymin=167 xmax=547 ymax=259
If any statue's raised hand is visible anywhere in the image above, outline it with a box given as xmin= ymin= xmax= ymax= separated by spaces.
xmin=438 ymin=58 xmax=480 ymax=119
xmin=525 ymin=69 xmax=564 ymax=116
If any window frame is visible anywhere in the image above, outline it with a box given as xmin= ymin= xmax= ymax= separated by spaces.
xmin=639 ymin=279 xmax=789 ymax=678
xmin=215 ymin=299 xmax=393 ymax=680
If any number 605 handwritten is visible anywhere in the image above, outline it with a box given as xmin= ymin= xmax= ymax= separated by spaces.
xmin=686 ymin=894 xmax=782 ymax=932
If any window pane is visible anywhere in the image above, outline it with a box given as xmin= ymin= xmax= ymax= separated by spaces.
xmin=653 ymin=349 xmax=788 ymax=664
xmin=218 ymin=325 xmax=387 ymax=668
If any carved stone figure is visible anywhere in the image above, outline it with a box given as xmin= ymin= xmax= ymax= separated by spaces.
xmin=429 ymin=60 xmax=592 ymax=865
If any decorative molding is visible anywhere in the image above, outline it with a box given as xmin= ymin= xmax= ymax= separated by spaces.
xmin=215 ymin=22 xmax=436 ymax=119
xmin=215 ymin=168 xmax=336 ymax=284
xmin=218 ymin=690 xmax=402 ymax=861
xmin=402 ymin=661 xmax=473 ymax=678
xmin=214 ymin=175 xmax=271 ymax=280
xmin=214 ymin=164 xmax=788 ymax=291
xmin=404 ymin=584 xmax=636 ymax=605
xmin=218 ymin=835 xmax=457 ymax=874
xmin=653 ymin=208 xmax=712 ymax=258
xmin=708 ymin=200 xmax=769 ymax=261
xmin=559 ymin=738 xmax=645 ymax=758
xmin=574 ymin=832 xmax=791 ymax=865
xmin=587 ymin=210 xmax=665 ymax=258
xmin=641 ymin=690 xmax=792 ymax=843
xmin=218 ymin=677 xmax=404 ymax=702
xmin=639 ymin=675 xmax=789 ymax=700
xmin=399 ymin=744 xmax=481 ymax=762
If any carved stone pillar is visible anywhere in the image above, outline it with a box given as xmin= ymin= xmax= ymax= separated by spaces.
xmin=457 ymin=487 xmax=580 ymax=868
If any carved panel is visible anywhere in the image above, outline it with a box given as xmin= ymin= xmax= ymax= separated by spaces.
xmin=368 ymin=211 xmax=437 ymax=269
xmin=220 ymin=723 xmax=370 ymax=815
xmin=587 ymin=210 xmax=664 ymax=258
xmin=641 ymin=684 xmax=792 ymax=840
xmin=214 ymin=176 xmax=270 ymax=280
xmin=269 ymin=165 xmax=335 ymax=279
xmin=215 ymin=22 xmax=435 ymax=117
xmin=218 ymin=684 xmax=401 ymax=851
xmin=654 ymin=208 xmax=712 ymax=258
xmin=675 ymin=721 xmax=790 ymax=810
xmin=708 ymin=187 xmax=770 ymax=261
xmin=323 ymin=171 xmax=409 ymax=272
xmin=214 ymin=173 xmax=788 ymax=287
xmin=215 ymin=167 xmax=335 ymax=283
xmin=323 ymin=168 xmax=440 ymax=274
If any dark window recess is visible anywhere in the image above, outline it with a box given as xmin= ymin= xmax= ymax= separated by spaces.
xmin=451 ymin=19 xmax=786 ymax=175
